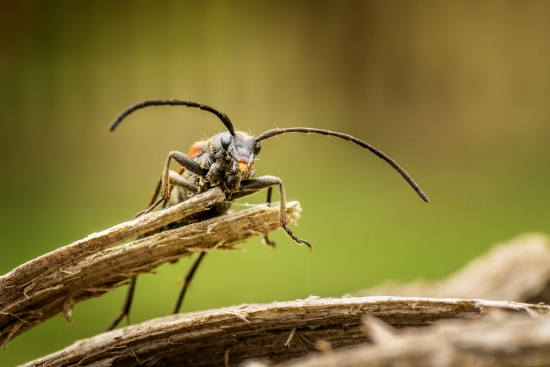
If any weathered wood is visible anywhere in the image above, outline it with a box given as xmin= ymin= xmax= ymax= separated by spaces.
xmin=0 ymin=188 xmax=302 ymax=348
xmin=272 ymin=313 xmax=550 ymax=367
xmin=19 ymin=297 xmax=550 ymax=367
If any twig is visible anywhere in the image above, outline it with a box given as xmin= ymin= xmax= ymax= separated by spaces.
xmin=0 ymin=188 xmax=302 ymax=348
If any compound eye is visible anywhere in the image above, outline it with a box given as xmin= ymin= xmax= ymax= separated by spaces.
xmin=221 ymin=134 xmax=231 ymax=151
xmin=254 ymin=141 xmax=261 ymax=155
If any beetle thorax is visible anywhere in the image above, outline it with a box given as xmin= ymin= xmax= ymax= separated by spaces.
xmin=184 ymin=131 xmax=261 ymax=198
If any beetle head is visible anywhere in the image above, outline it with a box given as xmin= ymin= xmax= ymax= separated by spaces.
xmin=217 ymin=132 xmax=261 ymax=178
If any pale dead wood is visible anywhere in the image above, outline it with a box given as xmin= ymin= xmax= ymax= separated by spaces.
xmin=0 ymin=188 xmax=302 ymax=348
xmin=358 ymin=233 xmax=550 ymax=304
xmin=20 ymin=297 xmax=550 ymax=367
xmin=272 ymin=314 xmax=550 ymax=367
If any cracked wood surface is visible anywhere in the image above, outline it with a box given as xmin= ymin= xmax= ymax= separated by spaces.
xmin=0 ymin=188 xmax=303 ymax=348
xmin=272 ymin=314 xmax=550 ymax=367
xmin=20 ymin=297 xmax=550 ymax=367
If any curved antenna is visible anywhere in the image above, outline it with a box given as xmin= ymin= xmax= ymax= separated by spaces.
xmin=255 ymin=127 xmax=429 ymax=202
xmin=109 ymin=100 xmax=235 ymax=135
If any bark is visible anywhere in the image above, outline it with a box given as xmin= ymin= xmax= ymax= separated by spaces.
xmin=270 ymin=313 xmax=550 ymax=367
xmin=0 ymin=188 xmax=303 ymax=348
xmin=19 ymin=297 xmax=550 ymax=367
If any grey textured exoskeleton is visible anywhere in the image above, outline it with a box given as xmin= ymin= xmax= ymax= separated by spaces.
xmin=106 ymin=100 xmax=429 ymax=330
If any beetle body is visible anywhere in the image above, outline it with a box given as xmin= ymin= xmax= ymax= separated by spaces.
xmin=167 ymin=131 xmax=259 ymax=226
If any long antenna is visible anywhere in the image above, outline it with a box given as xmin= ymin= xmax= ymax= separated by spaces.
xmin=256 ymin=127 xmax=429 ymax=202
xmin=109 ymin=100 xmax=235 ymax=135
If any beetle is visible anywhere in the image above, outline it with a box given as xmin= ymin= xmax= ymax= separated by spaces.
xmin=106 ymin=99 xmax=428 ymax=330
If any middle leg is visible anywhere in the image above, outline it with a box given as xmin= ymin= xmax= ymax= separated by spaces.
xmin=237 ymin=176 xmax=312 ymax=250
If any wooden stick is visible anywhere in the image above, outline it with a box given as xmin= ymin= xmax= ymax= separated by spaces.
xmin=19 ymin=297 xmax=550 ymax=367
xmin=0 ymin=187 xmax=302 ymax=348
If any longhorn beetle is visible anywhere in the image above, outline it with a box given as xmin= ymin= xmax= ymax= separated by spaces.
xmin=106 ymin=99 xmax=428 ymax=330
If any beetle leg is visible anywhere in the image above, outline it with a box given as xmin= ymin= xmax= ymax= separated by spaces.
xmin=137 ymin=151 xmax=206 ymax=217
xmin=106 ymin=277 xmax=137 ymax=331
xmin=238 ymin=176 xmax=312 ymax=250
xmin=262 ymin=187 xmax=276 ymax=248
xmin=167 ymin=170 xmax=200 ymax=192
xmin=234 ymin=186 xmax=276 ymax=248
xmin=159 ymin=151 xmax=205 ymax=202
xmin=173 ymin=251 xmax=207 ymax=314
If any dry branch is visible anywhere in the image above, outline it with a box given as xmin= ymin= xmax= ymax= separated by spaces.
xmin=20 ymin=296 xmax=550 ymax=367
xmin=358 ymin=233 xmax=550 ymax=304
xmin=272 ymin=314 xmax=550 ymax=367
xmin=0 ymin=188 xmax=303 ymax=348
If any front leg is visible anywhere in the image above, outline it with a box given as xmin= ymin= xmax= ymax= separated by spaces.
xmin=238 ymin=176 xmax=312 ymax=251
xmin=262 ymin=187 xmax=276 ymax=248
xmin=138 ymin=151 xmax=207 ymax=217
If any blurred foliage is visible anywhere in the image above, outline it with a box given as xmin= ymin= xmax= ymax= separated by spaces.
xmin=1 ymin=1 xmax=550 ymax=365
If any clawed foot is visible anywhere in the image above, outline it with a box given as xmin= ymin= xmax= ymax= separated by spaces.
xmin=134 ymin=197 xmax=164 ymax=218
xmin=282 ymin=225 xmax=313 ymax=252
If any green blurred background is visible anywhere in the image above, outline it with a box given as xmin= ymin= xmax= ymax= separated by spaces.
xmin=1 ymin=1 xmax=550 ymax=365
